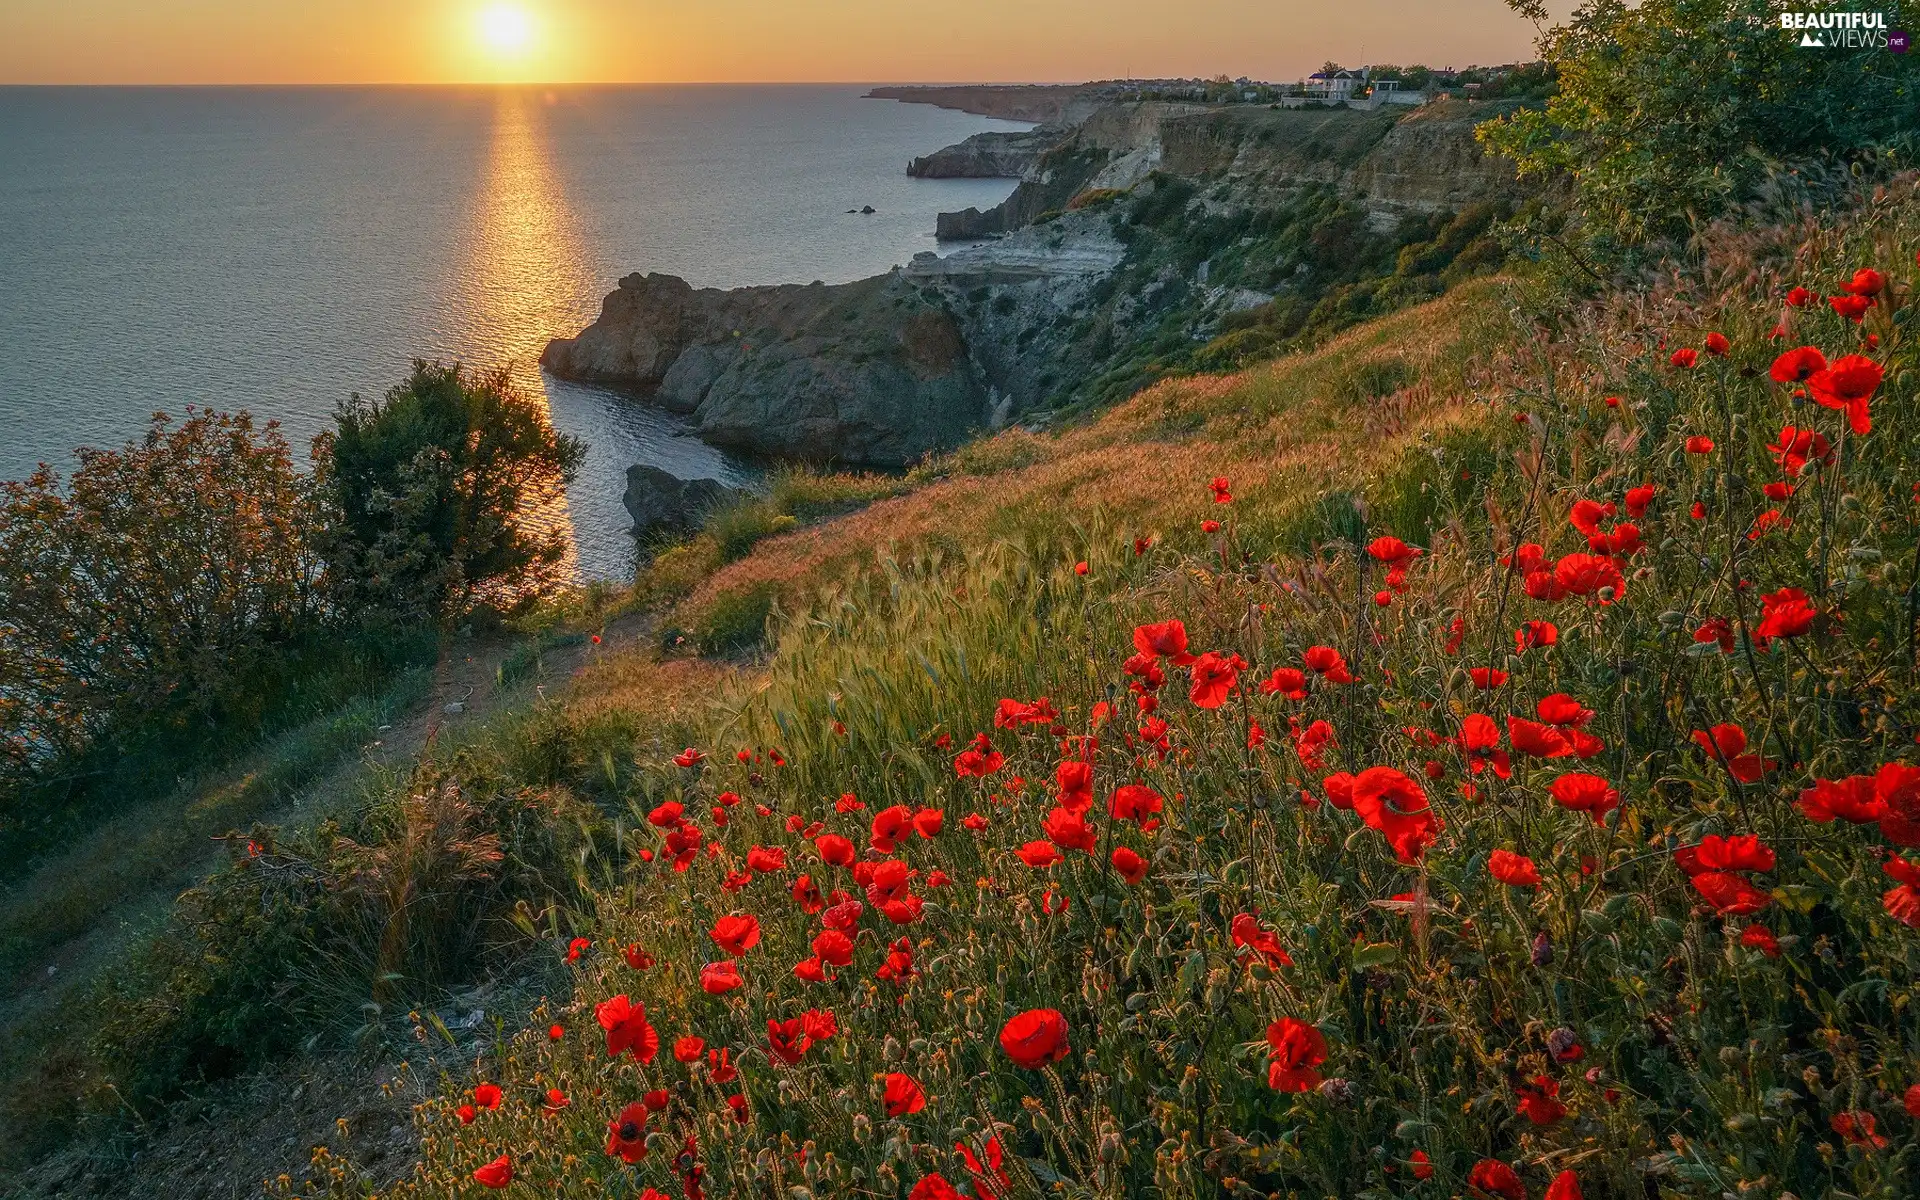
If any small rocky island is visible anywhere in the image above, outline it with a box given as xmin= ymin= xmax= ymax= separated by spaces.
xmin=542 ymin=85 xmax=1523 ymax=469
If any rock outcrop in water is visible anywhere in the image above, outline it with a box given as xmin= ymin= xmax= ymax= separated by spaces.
xmin=622 ymin=466 xmax=745 ymax=539
xmin=541 ymin=272 xmax=988 ymax=466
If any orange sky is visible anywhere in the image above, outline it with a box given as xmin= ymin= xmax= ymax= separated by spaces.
xmin=0 ymin=1 xmax=1549 ymax=85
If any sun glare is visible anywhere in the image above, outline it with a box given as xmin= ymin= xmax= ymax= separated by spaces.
xmin=477 ymin=4 xmax=535 ymax=56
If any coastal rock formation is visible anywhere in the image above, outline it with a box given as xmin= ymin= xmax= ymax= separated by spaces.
xmin=552 ymin=94 xmax=1530 ymax=469
xmin=542 ymin=272 xmax=989 ymax=466
xmin=907 ymin=128 xmax=1064 ymax=179
xmin=622 ymin=466 xmax=744 ymax=539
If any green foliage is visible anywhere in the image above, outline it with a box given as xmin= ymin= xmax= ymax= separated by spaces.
xmin=318 ymin=362 xmax=585 ymax=621
xmin=0 ymin=410 xmax=322 ymax=789
xmin=1480 ymin=0 xmax=1919 ymax=244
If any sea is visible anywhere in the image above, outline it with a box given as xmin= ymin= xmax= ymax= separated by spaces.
xmin=0 ymin=86 xmax=1025 ymax=579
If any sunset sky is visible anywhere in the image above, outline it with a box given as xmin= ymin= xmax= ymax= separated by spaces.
xmin=1 ymin=1 xmax=1551 ymax=85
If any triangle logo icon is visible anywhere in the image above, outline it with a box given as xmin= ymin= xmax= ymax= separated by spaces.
xmin=1800 ymin=30 xmax=1824 ymax=46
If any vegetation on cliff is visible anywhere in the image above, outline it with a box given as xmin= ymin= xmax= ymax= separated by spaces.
xmin=281 ymin=182 xmax=1920 ymax=1200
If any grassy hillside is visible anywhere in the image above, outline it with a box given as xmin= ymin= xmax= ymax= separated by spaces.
xmin=249 ymin=178 xmax=1920 ymax=1200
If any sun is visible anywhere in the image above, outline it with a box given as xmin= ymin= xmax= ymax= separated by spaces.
xmin=476 ymin=4 xmax=535 ymax=56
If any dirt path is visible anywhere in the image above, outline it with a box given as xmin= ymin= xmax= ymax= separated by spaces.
xmin=2 ymin=612 xmax=654 ymax=1199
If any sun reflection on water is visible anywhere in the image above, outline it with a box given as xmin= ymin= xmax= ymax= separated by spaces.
xmin=456 ymin=89 xmax=602 ymax=582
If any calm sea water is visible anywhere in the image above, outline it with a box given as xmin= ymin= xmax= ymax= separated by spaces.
xmin=0 ymin=86 xmax=1023 ymax=579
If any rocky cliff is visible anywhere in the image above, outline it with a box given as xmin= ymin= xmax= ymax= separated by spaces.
xmin=541 ymin=273 xmax=989 ymax=466
xmin=907 ymin=128 xmax=1064 ymax=179
xmin=547 ymin=95 xmax=1530 ymax=469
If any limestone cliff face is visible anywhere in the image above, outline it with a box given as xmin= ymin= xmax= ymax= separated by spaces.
xmin=1343 ymin=100 xmax=1524 ymax=211
xmin=907 ymin=128 xmax=1063 ymax=179
xmin=542 ymin=273 xmax=988 ymax=466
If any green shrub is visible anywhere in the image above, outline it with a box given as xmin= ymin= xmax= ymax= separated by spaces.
xmin=693 ymin=582 xmax=779 ymax=654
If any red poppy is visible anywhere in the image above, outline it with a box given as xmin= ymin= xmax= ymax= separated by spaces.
xmin=1111 ymin=846 xmax=1148 ymax=883
xmin=953 ymin=733 xmax=1005 ymax=777
xmin=699 ymin=960 xmax=744 ymax=994
xmin=1549 ymin=772 xmax=1619 ymax=824
xmin=1690 ymin=723 xmax=1773 ymax=782
xmin=1882 ymin=855 xmax=1920 ymax=927
xmin=805 ymin=928 xmax=851 ymax=968
xmin=1740 ymin=924 xmax=1781 ymax=957
xmin=1754 ymin=587 xmax=1816 ymax=643
xmin=1685 ymin=435 xmax=1715 ymax=454
xmin=962 ymin=812 xmax=988 ymax=831
xmin=883 ymin=1072 xmax=927 ymax=1116
xmin=1831 ymin=1110 xmax=1889 ymax=1149
xmin=1873 ymin=762 xmax=1920 ymax=846
xmin=1704 ymin=332 xmax=1730 ymax=356
xmin=647 ymin=801 xmax=684 ymax=828
xmin=1830 ymin=294 xmax=1872 ymax=322
xmin=1110 ymin=784 xmax=1164 ymax=825
xmin=1043 ymin=806 xmax=1097 ymax=853
xmin=909 ymin=1175 xmax=962 ymax=1200
xmin=672 ymin=747 xmax=705 ymax=768
xmin=1261 ymin=666 xmax=1308 ymax=698
xmin=1302 ymin=645 xmax=1354 ymax=682
xmin=1842 ymin=267 xmax=1886 ymax=297
xmin=673 ymin=1035 xmax=705 ymax=1063
xmin=1536 ymin=693 xmax=1593 ymax=727
xmin=912 ymin=807 xmax=944 ymax=837
xmin=1016 ymin=841 xmax=1063 ymax=868
xmin=1515 ymin=1074 xmax=1566 ymax=1124
xmin=1368 ymin=535 xmax=1419 ymax=563
xmin=1468 ymin=667 xmax=1508 ymax=689
xmin=814 ymin=833 xmax=856 ymax=866
xmin=1807 ymin=353 xmax=1883 ymax=435
xmin=1669 ymin=348 xmax=1699 ymax=368
xmin=543 ymin=1087 xmax=570 ymax=1113
xmin=473 ymin=1154 xmax=514 ymax=1189
xmin=1624 ymin=483 xmax=1655 ymax=517
xmin=1489 ymin=848 xmax=1542 ymax=888
xmin=1230 ymin=912 xmax=1293 ymax=968
xmin=1459 ymin=713 xmax=1512 ymax=778
xmin=1133 ymin=619 xmax=1197 ymax=665
xmin=1322 ymin=771 xmax=1357 ymax=810
xmin=1508 ymin=716 xmax=1572 ymax=758
xmin=1554 ymin=553 xmax=1625 ymax=601
xmin=596 ymin=995 xmax=661 ymax=1063
xmin=767 ymin=1017 xmax=811 ymax=1064
xmin=746 ymin=845 xmax=788 ymax=873
xmin=456 ymin=1104 xmax=477 ymax=1124
xmin=1410 ymin=1150 xmax=1434 ymax=1180
xmin=1514 ymin=620 xmax=1558 ymax=652
xmin=1188 ymin=651 xmax=1242 ymax=708
xmin=1770 ymin=345 xmax=1827 ymax=383
xmin=1350 ymin=766 xmax=1443 ymax=863
xmin=1468 ymin=1159 xmax=1524 ymax=1200
xmin=1265 ymin=1017 xmax=1328 ymax=1091
xmin=1545 ymin=1170 xmax=1583 ymax=1200
xmin=999 ymin=1008 xmax=1070 ymax=1068
xmin=1209 ymin=475 xmax=1233 ymax=503
xmin=869 ymin=804 xmax=913 ymax=852
xmin=1770 ymin=425 xmax=1833 ymax=476
xmin=1797 ymin=774 xmax=1886 ymax=824
xmin=709 ymin=914 xmax=761 ymax=957
xmin=474 ymin=1083 xmax=503 ymax=1109
xmin=1569 ymin=497 xmax=1613 ymax=535
xmin=1786 ymin=285 xmax=1813 ymax=307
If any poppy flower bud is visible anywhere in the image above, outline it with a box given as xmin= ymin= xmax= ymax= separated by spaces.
xmin=1531 ymin=931 xmax=1554 ymax=966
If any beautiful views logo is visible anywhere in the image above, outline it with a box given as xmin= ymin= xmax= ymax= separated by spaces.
xmin=1781 ymin=11 xmax=1905 ymax=50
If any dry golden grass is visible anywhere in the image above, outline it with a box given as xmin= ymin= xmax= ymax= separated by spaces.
xmin=675 ymin=276 xmax=1524 ymax=631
